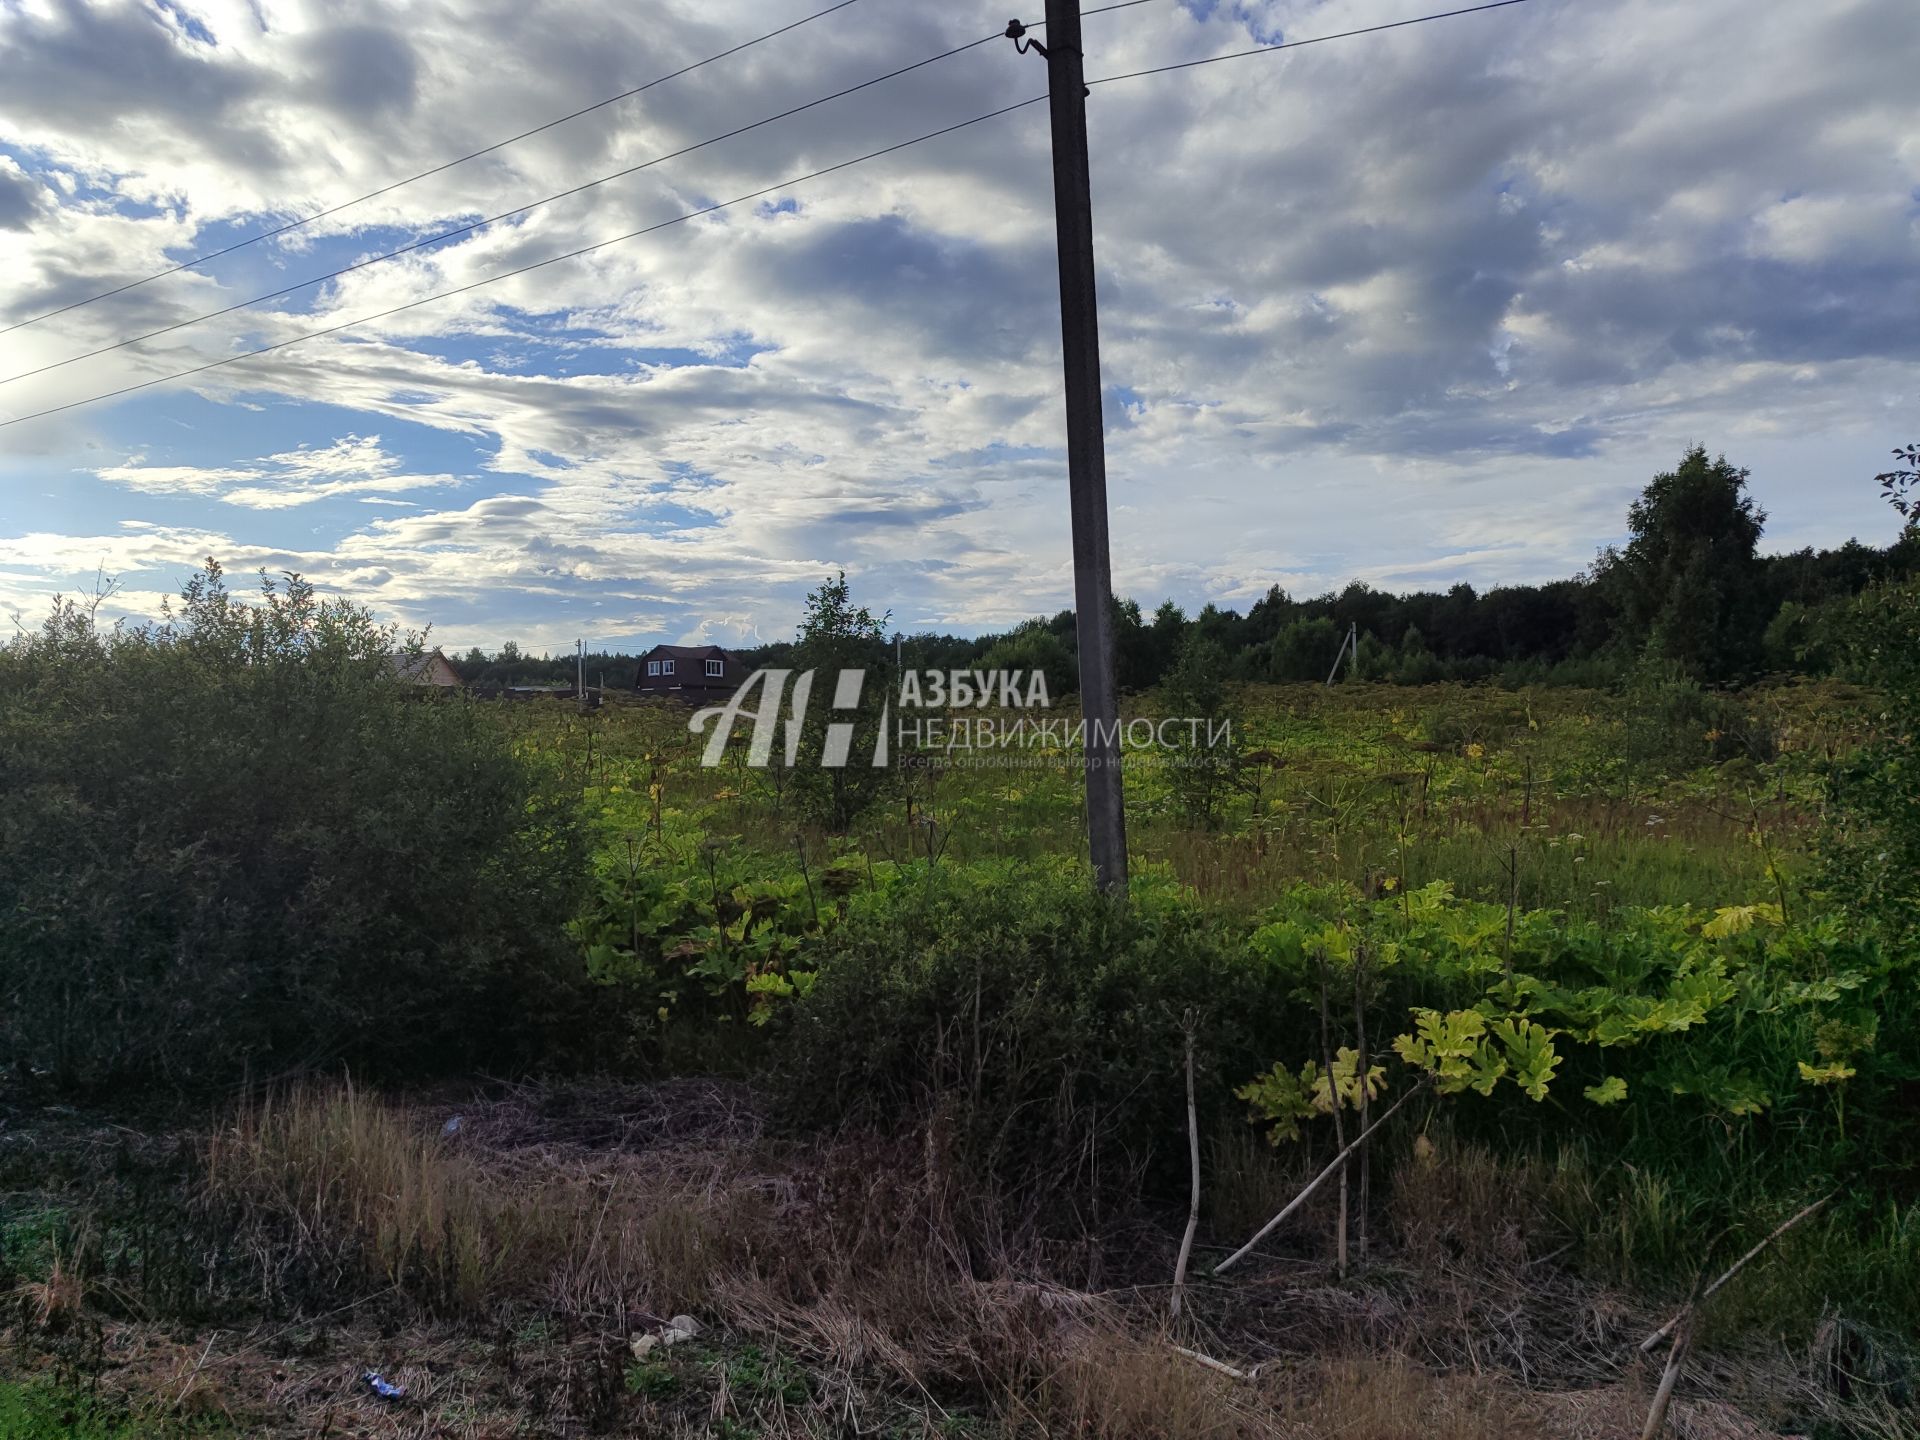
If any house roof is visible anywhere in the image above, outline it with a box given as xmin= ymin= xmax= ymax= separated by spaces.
xmin=389 ymin=648 xmax=453 ymax=681
xmin=643 ymin=644 xmax=731 ymax=660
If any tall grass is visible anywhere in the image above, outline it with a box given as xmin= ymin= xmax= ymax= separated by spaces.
xmin=205 ymin=1083 xmax=757 ymax=1318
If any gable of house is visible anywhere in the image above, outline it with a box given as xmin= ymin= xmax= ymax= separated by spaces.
xmin=634 ymin=643 xmax=738 ymax=693
xmin=390 ymin=649 xmax=462 ymax=686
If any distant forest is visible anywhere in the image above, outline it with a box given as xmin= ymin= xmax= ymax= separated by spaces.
xmin=456 ymin=447 xmax=1919 ymax=694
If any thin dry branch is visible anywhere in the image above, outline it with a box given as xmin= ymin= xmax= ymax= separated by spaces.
xmin=1641 ymin=1268 xmax=1710 ymax=1439
xmin=1170 ymin=1344 xmax=1256 ymax=1381
xmin=1352 ymin=957 xmax=1371 ymax=1264
xmin=1638 ymin=1191 xmax=1835 ymax=1354
xmin=1170 ymin=1018 xmax=1201 ymax=1321
xmin=1214 ymin=1077 xmax=1429 ymax=1276
xmin=1317 ymin=971 xmax=1348 ymax=1279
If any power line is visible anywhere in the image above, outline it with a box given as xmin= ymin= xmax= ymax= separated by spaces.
xmin=0 ymin=28 xmax=1009 ymax=387
xmin=0 ymin=98 xmax=1049 ymax=430
xmin=1087 ymin=0 xmax=1536 ymax=85
xmin=1 ymin=0 xmax=1544 ymax=430
xmin=0 ymin=0 xmax=867 ymax=338
xmin=3 ymin=4 xmax=1165 ymax=384
xmin=0 ymin=2 xmax=1156 ymax=349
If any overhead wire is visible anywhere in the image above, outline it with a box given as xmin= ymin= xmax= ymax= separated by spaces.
xmin=0 ymin=0 xmax=1162 ymax=354
xmin=0 ymin=0 xmax=869 ymax=336
xmin=0 ymin=98 xmax=1050 ymax=429
xmin=1087 ymin=0 xmax=1536 ymax=86
xmin=0 ymin=28 xmax=1011 ymax=386
xmin=1 ymin=0 xmax=1545 ymax=429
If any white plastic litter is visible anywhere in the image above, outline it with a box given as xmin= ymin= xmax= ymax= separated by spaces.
xmin=629 ymin=1314 xmax=703 ymax=1359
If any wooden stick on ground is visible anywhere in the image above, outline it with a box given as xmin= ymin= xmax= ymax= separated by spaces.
xmin=1638 ymin=1191 xmax=1835 ymax=1354
xmin=1640 ymin=1266 xmax=1710 ymax=1440
xmin=1214 ymin=1078 xmax=1428 ymax=1276
xmin=1170 ymin=1344 xmax=1256 ymax=1381
xmin=1352 ymin=956 xmax=1370 ymax=1264
xmin=1317 ymin=971 xmax=1348 ymax=1279
xmin=1171 ymin=1015 xmax=1201 ymax=1321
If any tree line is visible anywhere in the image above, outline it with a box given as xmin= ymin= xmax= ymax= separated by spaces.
xmin=464 ymin=445 xmax=1917 ymax=694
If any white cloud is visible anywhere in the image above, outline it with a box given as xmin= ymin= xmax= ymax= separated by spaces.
xmin=0 ymin=0 xmax=1914 ymax=646
xmin=92 ymin=435 xmax=462 ymax=508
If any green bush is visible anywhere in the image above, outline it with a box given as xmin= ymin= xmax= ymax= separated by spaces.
xmin=784 ymin=572 xmax=896 ymax=831
xmin=1820 ymin=574 xmax=1920 ymax=949
xmin=1158 ymin=631 xmax=1242 ymax=828
xmin=0 ymin=564 xmax=589 ymax=1092
xmin=1259 ymin=617 xmax=1343 ymax=682
xmin=771 ymin=859 xmax=1299 ymax=1226
xmin=1620 ymin=656 xmax=1778 ymax=778
xmin=1235 ymin=879 xmax=1920 ymax=1330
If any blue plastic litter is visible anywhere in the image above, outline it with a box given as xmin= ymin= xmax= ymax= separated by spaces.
xmin=363 ymin=1370 xmax=406 ymax=1400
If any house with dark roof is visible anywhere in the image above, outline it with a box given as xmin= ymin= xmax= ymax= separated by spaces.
xmin=633 ymin=644 xmax=741 ymax=703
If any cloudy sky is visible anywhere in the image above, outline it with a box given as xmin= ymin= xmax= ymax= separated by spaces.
xmin=1 ymin=0 xmax=1915 ymax=652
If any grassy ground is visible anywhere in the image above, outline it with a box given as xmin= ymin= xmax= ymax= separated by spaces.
xmin=525 ymin=678 xmax=1862 ymax=915
xmin=2 ymin=678 xmax=1908 ymax=1436
xmin=0 ymin=1380 xmax=230 ymax=1439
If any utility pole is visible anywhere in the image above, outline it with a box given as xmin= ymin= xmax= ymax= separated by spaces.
xmin=1014 ymin=0 xmax=1128 ymax=893
xmin=1325 ymin=622 xmax=1357 ymax=686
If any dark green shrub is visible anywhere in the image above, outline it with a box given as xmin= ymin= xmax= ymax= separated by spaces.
xmin=771 ymin=860 xmax=1298 ymax=1228
xmin=1260 ymin=617 xmax=1343 ymax=682
xmin=784 ymin=572 xmax=896 ymax=831
xmin=0 ymin=1380 xmax=226 ymax=1440
xmin=1158 ymin=631 xmax=1241 ymax=828
xmin=0 ymin=564 xmax=589 ymax=1092
xmin=1816 ymin=472 xmax=1919 ymax=950
xmin=1620 ymin=656 xmax=1778 ymax=778
xmin=977 ymin=619 xmax=1076 ymax=701
xmin=1820 ymin=575 xmax=1920 ymax=949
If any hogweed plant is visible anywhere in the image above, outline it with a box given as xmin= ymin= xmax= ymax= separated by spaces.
xmin=1236 ymin=879 xmax=1909 ymax=1273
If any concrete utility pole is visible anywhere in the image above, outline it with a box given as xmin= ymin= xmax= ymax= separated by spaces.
xmin=1020 ymin=0 xmax=1128 ymax=893
xmin=1325 ymin=621 xmax=1357 ymax=686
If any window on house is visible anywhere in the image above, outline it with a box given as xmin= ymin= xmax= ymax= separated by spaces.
xmin=705 ymin=658 xmax=724 ymax=677
xmin=662 ymin=659 xmax=675 ymax=675
xmin=646 ymin=660 xmax=661 ymax=676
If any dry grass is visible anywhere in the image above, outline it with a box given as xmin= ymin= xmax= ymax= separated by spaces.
xmin=8 ymin=1238 xmax=87 ymax=1332
xmin=1206 ymin=1126 xmax=1324 ymax=1247
xmin=1021 ymin=1339 xmax=1531 ymax=1439
xmin=6 ymin=1082 xmax=1887 ymax=1438
xmin=204 ymin=1079 xmax=770 ymax=1321
xmin=208 ymin=1081 xmax=515 ymax=1312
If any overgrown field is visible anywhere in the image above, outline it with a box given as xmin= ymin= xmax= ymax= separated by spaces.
xmin=528 ymin=675 xmax=1919 ymax=1315
xmin=4 ymin=644 xmax=1917 ymax=1435
xmin=549 ymin=675 xmax=1859 ymax=918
